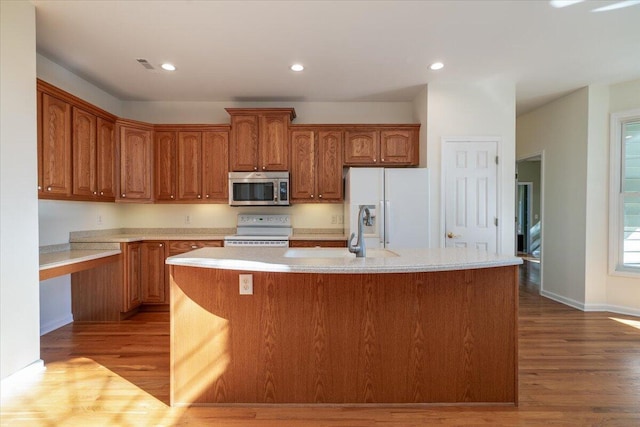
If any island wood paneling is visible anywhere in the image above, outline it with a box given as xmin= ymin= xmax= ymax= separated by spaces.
xmin=170 ymin=266 xmax=518 ymax=406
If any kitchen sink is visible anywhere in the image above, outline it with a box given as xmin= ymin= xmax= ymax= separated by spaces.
xmin=283 ymin=248 xmax=399 ymax=259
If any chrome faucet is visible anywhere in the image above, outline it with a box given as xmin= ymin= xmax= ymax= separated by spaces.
xmin=348 ymin=205 xmax=373 ymax=258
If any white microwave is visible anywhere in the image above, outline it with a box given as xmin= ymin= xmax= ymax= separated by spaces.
xmin=228 ymin=172 xmax=290 ymax=206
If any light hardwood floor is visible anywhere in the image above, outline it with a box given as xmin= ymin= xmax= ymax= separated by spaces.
xmin=2 ymin=261 xmax=640 ymax=426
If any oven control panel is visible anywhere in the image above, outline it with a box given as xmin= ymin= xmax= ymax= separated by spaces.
xmin=237 ymin=214 xmax=291 ymax=226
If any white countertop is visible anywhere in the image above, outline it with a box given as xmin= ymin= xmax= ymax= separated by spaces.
xmin=39 ymin=248 xmax=121 ymax=270
xmin=166 ymin=246 xmax=522 ymax=274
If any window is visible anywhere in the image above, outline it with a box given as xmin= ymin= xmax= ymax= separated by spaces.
xmin=610 ymin=109 xmax=640 ymax=274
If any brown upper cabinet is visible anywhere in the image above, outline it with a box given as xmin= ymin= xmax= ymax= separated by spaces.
xmin=154 ymin=131 xmax=177 ymax=201
xmin=38 ymin=79 xmax=118 ymax=202
xmin=226 ymin=108 xmax=296 ymax=172
xmin=154 ymin=126 xmax=229 ymax=203
xmin=72 ymin=107 xmax=116 ymax=201
xmin=290 ymin=128 xmax=343 ymax=202
xmin=344 ymin=125 xmax=419 ymax=166
xmin=37 ymin=80 xmax=421 ymax=206
xmin=39 ymin=91 xmax=72 ymax=197
xmin=117 ymin=119 xmax=154 ymax=202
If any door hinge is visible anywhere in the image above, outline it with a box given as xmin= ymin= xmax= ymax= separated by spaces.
xmin=494 ymin=217 xmax=499 ymax=227
xmin=495 ymin=155 xmax=499 ymax=165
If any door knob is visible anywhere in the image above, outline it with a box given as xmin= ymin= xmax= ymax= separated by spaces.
xmin=447 ymin=232 xmax=460 ymax=239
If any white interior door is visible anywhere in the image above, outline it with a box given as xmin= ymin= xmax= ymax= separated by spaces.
xmin=443 ymin=140 xmax=498 ymax=252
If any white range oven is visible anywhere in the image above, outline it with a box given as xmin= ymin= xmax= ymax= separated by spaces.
xmin=224 ymin=214 xmax=292 ymax=247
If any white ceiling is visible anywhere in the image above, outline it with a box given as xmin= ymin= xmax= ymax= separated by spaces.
xmin=33 ymin=0 xmax=640 ymax=115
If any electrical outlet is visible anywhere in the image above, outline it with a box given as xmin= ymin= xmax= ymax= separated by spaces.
xmin=338 ymin=215 xmax=344 ymax=224
xmin=97 ymin=215 xmax=103 ymax=225
xmin=331 ymin=215 xmax=337 ymax=224
xmin=239 ymin=274 xmax=253 ymax=295
xmin=185 ymin=215 xmax=191 ymax=224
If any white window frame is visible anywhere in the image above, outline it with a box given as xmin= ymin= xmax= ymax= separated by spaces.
xmin=609 ymin=108 xmax=640 ymax=277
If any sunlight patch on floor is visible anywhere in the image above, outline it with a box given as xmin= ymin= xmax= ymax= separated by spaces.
xmin=609 ymin=317 xmax=640 ymax=331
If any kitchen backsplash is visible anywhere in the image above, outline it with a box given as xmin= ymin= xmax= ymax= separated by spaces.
xmin=39 ymin=200 xmax=344 ymax=246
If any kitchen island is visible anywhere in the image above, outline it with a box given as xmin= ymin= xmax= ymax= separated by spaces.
xmin=167 ymin=247 xmax=522 ymax=407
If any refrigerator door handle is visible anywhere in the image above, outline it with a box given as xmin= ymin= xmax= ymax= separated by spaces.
xmin=385 ymin=200 xmax=391 ymax=245
xmin=379 ymin=200 xmax=385 ymax=244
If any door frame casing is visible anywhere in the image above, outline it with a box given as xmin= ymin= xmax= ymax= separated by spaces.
xmin=440 ymin=136 xmax=501 ymax=253
xmin=516 ymin=150 xmax=545 ymax=291
xmin=517 ymin=182 xmax=533 ymax=253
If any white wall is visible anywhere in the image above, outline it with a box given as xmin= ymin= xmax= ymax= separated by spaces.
xmin=121 ymin=100 xmax=414 ymax=124
xmin=37 ymin=53 xmax=123 ymax=116
xmin=606 ymin=79 xmax=640 ymax=313
xmin=425 ymin=80 xmax=516 ymax=254
xmin=517 ymin=81 xmax=640 ymax=315
xmin=584 ymin=85 xmax=609 ymax=306
xmin=1 ymin=1 xmax=41 ymax=379
xmin=412 ymin=86 xmax=428 ymax=168
xmin=517 ymin=88 xmax=589 ymax=305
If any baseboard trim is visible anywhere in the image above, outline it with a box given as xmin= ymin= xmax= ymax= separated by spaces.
xmin=1 ymin=359 xmax=44 ymax=384
xmin=40 ymin=314 xmax=73 ymax=336
xmin=540 ymin=290 xmax=640 ymax=317
xmin=584 ymin=303 xmax=640 ymax=317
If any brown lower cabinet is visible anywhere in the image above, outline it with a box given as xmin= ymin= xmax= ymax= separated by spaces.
xmin=289 ymin=239 xmax=347 ymax=248
xmin=71 ymin=240 xmax=223 ymax=321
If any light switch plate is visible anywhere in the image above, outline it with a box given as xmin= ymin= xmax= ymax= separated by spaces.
xmin=239 ymin=274 xmax=253 ymax=295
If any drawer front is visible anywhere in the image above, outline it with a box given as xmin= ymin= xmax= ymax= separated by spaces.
xmin=289 ymin=240 xmax=347 ymax=248
xmin=168 ymin=240 xmax=223 ymax=256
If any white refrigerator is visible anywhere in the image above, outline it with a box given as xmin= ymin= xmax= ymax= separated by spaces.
xmin=344 ymin=167 xmax=430 ymax=249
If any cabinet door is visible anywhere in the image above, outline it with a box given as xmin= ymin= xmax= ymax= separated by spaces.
xmin=119 ymin=125 xmax=152 ymax=200
xmin=316 ymin=131 xmax=343 ymax=201
xmin=380 ymin=129 xmax=418 ymax=165
xmin=72 ymin=107 xmax=97 ymax=197
xmin=141 ymin=241 xmax=166 ymax=304
xmin=41 ymin=93 xmax=72 ymax=196
xmin=290 ymin=130 xmax=316 ymax=201
xmin=177 ymin=132 xmax=202 ymax=200
xmin=96 ymin=118 xmax=116 ymax=200
xmin=123 ymin=243 xmax=142 ymax=312
xmin=202 ymin=131 xmax=229 ymax=201
xmin=260 ymin=114 xmax=289 ymax=171
xmin=229 ymin=115 xmax=259 ymax=171
xmin=344 ymin=130 xmax=379 ymax=165
xmin=154 ymin=131 xmax=177 ymax=201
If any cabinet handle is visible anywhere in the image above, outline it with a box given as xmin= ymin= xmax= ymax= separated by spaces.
xmin=93 ymin=191 xmax=97 ymax=195
xmin=310 ymin=194 xmax=314 ymax=198
xmin=38 ymin=185 xmax=42 ymax=190
xmin=191 ymin=245 xmax=198 ymax=249
xmin=205 ymin=194 xmax=210 ymax=198
xmin=262 ymin=166 xmax=266 ymax=170
xmin=373 ymin=158 xmax=377 ymax=162
xmin=100 ymin=191 xmax=104 ymax=196
xmin=170 ymin=195 xmax=174 ymax=199
xmin=253 ymin=166 xmax=258 ymax=171
xmin=381 ymin=158 xmax=384 ymax=162
xmin=197 ymin=194 xmax=201 ymax=199
xmin=121 ymin=193 xmax=126 ymax=198
xmin=159 ymin=243 xmax=163 ymax=247
xmin=319 ymin=194 xmax=323 ymax=198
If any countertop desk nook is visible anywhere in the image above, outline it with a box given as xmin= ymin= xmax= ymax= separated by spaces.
xmin=167 ymin=246 xmax=522 ymax=407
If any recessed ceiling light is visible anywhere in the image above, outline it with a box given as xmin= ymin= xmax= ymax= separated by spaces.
xmin=549 ymin=0 xmax=584 ymax=8
xmin=290 ymin=64 xmax=304 ymax=72
xmin=161 ymin=63 xmax=176 ymax=71
xmin=429 ymin=62 xmax=444 ymax=71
